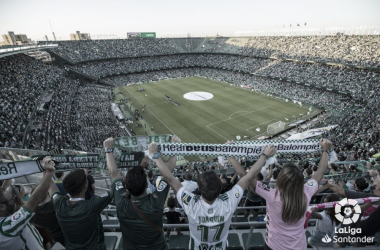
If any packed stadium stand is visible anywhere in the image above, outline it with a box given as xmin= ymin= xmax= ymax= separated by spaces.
xmin=1 ymin=35 xmax=380 ymax=250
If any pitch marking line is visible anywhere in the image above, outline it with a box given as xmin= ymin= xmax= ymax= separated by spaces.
xmin=206 ymin=126 xmax=229 ymax=141
xmin=205 ymin=106 xmax=272 ymax=140
xmin=229 ymin=111 xmax=251 ymax=120
xmin=245 ymin=119 xmax=279 ymax=135
xmin=206 ymin=106 xmax=272 ymax=128
xmin=124 ymin=87 xmax=176 ymax=136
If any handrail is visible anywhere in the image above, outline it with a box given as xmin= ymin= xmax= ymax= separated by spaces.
xmin=102 ymin=220 xmax=318 ymax=229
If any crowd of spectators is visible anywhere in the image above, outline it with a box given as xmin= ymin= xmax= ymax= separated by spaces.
xmin=0 ymin=54 xmax=125 ymax=153
xmin=40 ymin=35 xmax=380 ymax=67
xmin=69 ymin=54 xmax=270 ymax=79
xmin=0 ymin=54 xmax=73 ymax=149
xmin=28 ymin=77 xmax=79 ymax=151
xmin=238 ymin=35 xmax=380 ymax=67
xmin=2 ymin=51 xmax=378 ymax=161
xmin=2 ymin=138 xmax=379 ymax=249
xmin=39 ymin=38 xmax=179 ymax=62
xmin=70 ymin=85 xmax=126 ymax=153
xmin=1 ymin=37 xmax=379 ymax=249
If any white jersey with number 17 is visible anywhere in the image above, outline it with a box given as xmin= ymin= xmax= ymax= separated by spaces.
xmin=177 ymin=184 xmax=244 ymax=250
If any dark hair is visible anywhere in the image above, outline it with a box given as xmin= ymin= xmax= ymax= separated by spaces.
xmin=349 ymin=165 xmax=357 ymax=171
xmin=257 ymin=172 xmax=264 ymax=181
xmin=184 ymin=172 xmax=193 ymax=181
xmin=147 ymin=170 xmax=153 ymax=179
xmin=197 ymin=171 xmax=221 ymax=202
xmin=63 ymin=169 xmax=87 ymax=196
xmin=330 ymin=164 xmax=338 ymax=171
xmin=125 ymin=166 xmax=147 ymax=196
xmin=355 ymin=177 xmax=369 ymax=191
xmin=55 ymin=172 xmax=64 ymax=179
xmin=273 ymin=170 xmax=279 ymax=180
xmin=0 ymin=188 xmax=7 ymax=204
xmin=167 ymin=197 xmax=176 ymax=208
xmin=14 ymin=185 xmax=23 ymax=194
xmin=312 ymin=166 xmax=318 ymax=172
xmin=325 ymin=193 xmax=342 ymax=226
xmin=305 ymin=168 xmax=313 ymax=176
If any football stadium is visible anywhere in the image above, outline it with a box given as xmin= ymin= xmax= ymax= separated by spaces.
xmin=1 ymin=1 xmax=380 ymax=250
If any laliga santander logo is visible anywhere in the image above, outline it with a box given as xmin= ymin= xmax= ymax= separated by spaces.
xmin=321 ymin=234 xmax=332 ymax=243
xmin=334 ymin=198 xmax=361 ymax=224
xmin=320 ymin=198 xmax=374 ymax=244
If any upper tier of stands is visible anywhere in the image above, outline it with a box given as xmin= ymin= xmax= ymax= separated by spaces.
xmin=38 ymin=35 xmax=380 ymax=67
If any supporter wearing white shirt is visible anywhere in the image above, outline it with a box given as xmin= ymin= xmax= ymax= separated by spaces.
xmin=181 ymin=172 xmax=198 ymax=192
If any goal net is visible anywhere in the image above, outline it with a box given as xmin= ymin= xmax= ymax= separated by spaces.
xmin=267 ymin=121 xmax=286 ymax=134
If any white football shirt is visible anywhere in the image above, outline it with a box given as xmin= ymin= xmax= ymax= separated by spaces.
xmin=177 ymin=184 xmax=244 ymax=250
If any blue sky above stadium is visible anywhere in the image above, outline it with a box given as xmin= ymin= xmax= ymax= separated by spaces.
xmin=0 ymin=0 xmax=379 ymax=41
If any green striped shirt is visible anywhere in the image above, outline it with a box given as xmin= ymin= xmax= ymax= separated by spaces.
xmin=0 ymin=206 xmax=44 ymax=250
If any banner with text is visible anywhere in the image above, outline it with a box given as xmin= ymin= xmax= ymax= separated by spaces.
xmin=158 ymin=139 xmax=321 ymax=157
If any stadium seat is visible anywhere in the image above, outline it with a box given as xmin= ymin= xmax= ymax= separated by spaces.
xmin=105 ymin=235 xmax=118 ymax=250
xmin=242 ymin=233 xmax=265 ymax=250
xmin=168 ymin=235 xmax=190 ymax=250
xmin=227 ymin=233 xmax=243 ymax=250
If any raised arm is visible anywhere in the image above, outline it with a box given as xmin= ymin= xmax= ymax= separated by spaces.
xmin=24 ymin=157 xmax=55 ymax=212
xmin=148 ymin=142 xmax=182 ymax=194
xmin=236 ymin=145 xmax=276 ymax=191
xmin=166 ymin=156 xmax=177 ymax=172
xmin=229 ymin=157 xmax=246 ymax=177
xmin=230 ymin=172 xmax=238 ymax=184
xmin=327 ymin=179 xmax=346 ymax=197
xmin=312 ymin=138 xmax=332 ymax=184
xmin=48 ymin=178 xmax=59 ymax=195
xmin=104 ymin=138 xmax=122 ymax=184
xmin=310 ymin=207 xmax=323 ymax=220
xmin=314 ymin=182 xmax=329 ymax=194
xmin=166 ymin=135 xmax=182 ymax=172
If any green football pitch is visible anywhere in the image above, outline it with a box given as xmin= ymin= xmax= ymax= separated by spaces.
xmin=113 ymin=77 xmax=321 ymax=144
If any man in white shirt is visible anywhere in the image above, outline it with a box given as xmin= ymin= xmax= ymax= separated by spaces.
xmin=149 ymin=141 xmax=276 ymax=250
xmin=181 ymin=172 xmax=198 ymax=192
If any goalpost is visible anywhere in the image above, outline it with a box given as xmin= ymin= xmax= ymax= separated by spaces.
xmin=267 ymin=121 xmax=286 ymax=134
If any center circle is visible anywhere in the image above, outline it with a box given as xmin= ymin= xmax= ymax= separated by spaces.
xmin=183 ymin=92 xmax=213 ymax=101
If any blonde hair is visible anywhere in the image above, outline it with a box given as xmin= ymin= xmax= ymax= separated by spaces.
xmin=275 ymin=164 xmax=307 ymax=224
